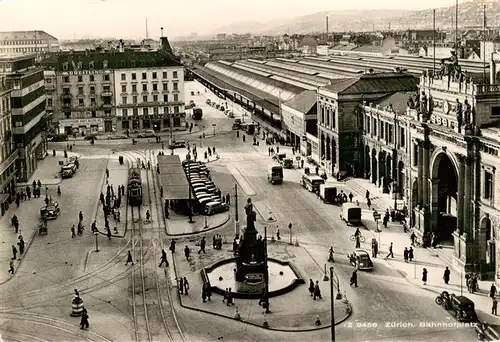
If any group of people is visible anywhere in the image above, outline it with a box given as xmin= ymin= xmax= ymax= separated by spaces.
xmin=14 ymin=180 xmax=45 ymax=207
xmin=308 ymin=279 xmax=323 ymax=300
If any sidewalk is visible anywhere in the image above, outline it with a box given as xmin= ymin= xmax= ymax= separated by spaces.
xmin=345 ymin=177 xmax=500 ymax=329
xmin=0 ymin=151 xmax=78 ymax=284
xmin=172 ymin=239 xmax=351 ymax=331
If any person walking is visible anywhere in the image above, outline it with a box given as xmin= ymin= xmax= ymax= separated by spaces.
xmin=12 ymin=245 xmax=17 ymax=260
xmin=145 ymin=210 xmax=151 ymax=223
xmin=179 ymin=278 xmax=184 ymax=295
xmin=80 ymin=308 xmax=89 ymax=330
xmin=403 ymin=247 xmax=409 ymax=262
xmin=170 ymin=239 xmax=176 ymax=253
xmin=226 ymin=288 xmax=234 ymax=305
xmin=206 ymin=284 xmax=212 ymax=301
xmin=125 ymin=251 xmax=134 ymax=265
xmin=276 ymin=228 xmax=280 ymax=240
xmin=410 ymin=232 xmax=416 ymax=246
xmin=348 ymin=192 xmax=353 ymax=202
xmin=313 ymin=281 xmax=322 ymax=300
xmin=443 ymin=267 xmax=451 ymax=285
xmin=159 ymin=249 xmax=169 ymax=267
xmin=490 ymin=283 xmax=498 ymax=299
xmin=367 ymin=198 xmax=371 ymax=209
xmin=422 ymin=268 xmax=428 ymax=285
xmin=371 ymin=239 xmax=378 ymax=258
xmin=408 ymin=247 xmax=414 ymax=261
xmin=223 ymin=288 xmax=229 ymax=303
xmin=198 ymin=236 xmax=206 ymax=254
xmin=350 ymin=270 xmax=358 ymax=287
xmin=183 ymin=277 xmax=189 ymax=295
xmin=8 ymin=259 xmax=14 ymax=274
xmin=492 ymin=297 xmax=498 ymax=315
xmin=107 ymin=227 xmax=111 ymax=240
xmin=202 ymin=284 xmax=207 ymax=303
xmin=386 ymin=242 xmax=394 ymax=258
xmin=226 ymin=193 xmax=230 ymax=205
xmin=71 ymin=225 xmax=76 ymax=238
xmin=184 ymin=245 xmax=190 ymax=260
xmin=308 ymin=279 xmax=315 ymax=297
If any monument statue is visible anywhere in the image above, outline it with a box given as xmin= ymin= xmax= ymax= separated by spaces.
xmin=236 ymin=198 xmax=265 ymax=281
xmin=464 ymin=100 xmax=472 ymax=127
xmin=455 ymin=99 xmax=463 ymax=129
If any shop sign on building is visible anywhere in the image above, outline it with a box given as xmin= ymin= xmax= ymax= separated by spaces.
xmin=59 ymin=118 xmax=103 ymax=125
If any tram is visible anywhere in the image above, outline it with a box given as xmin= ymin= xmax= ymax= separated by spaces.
xmin=128 ymin=168 xmax=142 ymax=206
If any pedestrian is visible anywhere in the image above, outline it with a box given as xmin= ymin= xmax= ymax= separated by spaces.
xmin=371 ymin=238 xmax=378 ymax=258
xmin=443 ymin=267 xmax=451 ymax=285
xmin=159 ymin=249 xmax=169 ymax=267
xmin=57 ymin=186 xmax=61 ymax=196
xmin=79 ymin=211 xmax=83 ymax=222
xmin=71 ymin=225 xmax=76 ymax=238
xmin=403 ymin=247 xmax=409 ymax=262
xmin=26 ymin=186 xmax=31 ymax=200
xmin=205 ymin=284 xmax=212 ymax=301
xmin=160 ymin=186 xmax=163 ymax=197
xmin=403 ymin=221 xmax=408 ymax=233
xmin=105 ymin=168 xmax=109 ymax=179
xmin=80 ymin=308 xmax=89 ymax=330
xmin=313 ymin=281 xmax=322 ymax=300
xmin=17 ymin=237 xmax=24 ymax=255
xmin=37 ymin=180 xmax=41 ymax=188
xmin=223 ymin=288 xmax=229 ymax=303
xmin=410 ymin=232 xmax=416 ymax=246
xmin=355 ymin=235 xmax=361 ymax=249
xmin=226 ymin=193 xmax=230 ymax=205
xmin=493 ymin=297 xmax=498 ymax=315
xmin=490 ymin=283 xmax=498 ymax=298
xmin=348 ymin=192 xmax=353 ymax=202
xmin=125 ymin=250 xmax=134 ymax=265
xmin=12 ymin=245 xmax=17 ymax=260
xmin=145 ymin=210 xmax=150 ymax=223
xmin=179 ymin=278 xmax=184 ymax=295
xmin=8 ymin=259 xmax=14 ymax=274
xmin=386 ymin=242 xmax=394 ymax=258
xmin=183 ymin=277 xmax=189 ymax=295
xmin=367 ymin=198 xmax=371 ymax=209
xmin=350 ymin=270 xmax=358 ymax=287
xmin=184 ymin=245 xmax=190 ymax=260
xmin=226 ymin=288 xmax=234 ymax=305
xmin=308 ymin=279 xmax=314 ymax=296
xmin=422 ymin=268 xmax=428 ymax=285
xmin=170 ymin=239 xmax=176 ymax=253
xmin=276 ymin=228 xmax=280 ymax=240
xmin=107 ymin=227 xmax=111 ymax=240
xmin=408 ymin=247 xmax=414 ymax=261
xmin=202 ymin=284 xmax=207 ymax=302
xmin=198 ymin=236 xmax=206 ymax=254
xmin=91 ymin=220 xmax=97 ymax=232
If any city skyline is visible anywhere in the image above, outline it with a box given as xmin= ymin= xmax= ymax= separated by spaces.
xmin=1 ymin=0 xmax=478 ymax=40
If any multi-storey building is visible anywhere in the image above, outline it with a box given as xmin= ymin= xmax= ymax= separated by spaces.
xmin=44 ymin=37 xmax=185 ymax=134
xmin=359 ymin=61 xmax=500 ymax=285
xmin=0 ymin=31 xmax=59 ymax=55
xmin=0 ymin=55 xmax=47 ymax=182
xmin=0 ymin=74 xmax=16 ymax=216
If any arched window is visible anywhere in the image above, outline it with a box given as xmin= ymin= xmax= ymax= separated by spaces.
xmin=121 ymin=60 xmax=126 ymax=67
xmin=63 ymin=62 xmax=68 ymax=70
xmin=77 ymin=61 xmax=83 ymax=69
xmin=89 ymin=61 xmax=94 ymax=69
xmin=103 ymin=60 xmax=108 ymax=69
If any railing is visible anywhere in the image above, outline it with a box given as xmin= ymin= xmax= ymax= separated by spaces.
xmin=474 ymin=84 xmax=500 ymax=95
xmin=60 ymin=93 xmax=72 ymax=99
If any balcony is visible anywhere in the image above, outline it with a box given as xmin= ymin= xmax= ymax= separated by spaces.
xmin=61 ymin=93 xmax=72 ymax=99
xmin=102 ymin=103 xmax=113 ymax=109
xmin=171 ymin=89 xmax=180 ymax=94
xmin=162 ymin=89 xmax=170 ymax=93
xmin=101 ymin=91 xmax=113 ymax=97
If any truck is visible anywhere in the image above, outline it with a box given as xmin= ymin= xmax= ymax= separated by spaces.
xmin=319 ymin=184 xmax=337 ymax=204
xmin=193 ymin=107 xmax=203 ymax=120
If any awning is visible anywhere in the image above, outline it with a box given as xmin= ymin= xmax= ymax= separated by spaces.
xmin=157 ymin=155 xmax=190 ymax=200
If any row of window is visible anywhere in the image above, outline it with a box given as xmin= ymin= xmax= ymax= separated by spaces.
xmin=120 ymin=82 xmax=178 ymax=93
xmin=121 ymin=106 xmax=180 ymax=116
xmin=319 ymin=105 xmax=336 ymax=129
xmin=61 ymin=74 xmax=180 ymax=88
xmin=1 ymin=40 xmax=47 ymax=45
xmin=63 ymin=110 xmax=112 ymax=119
xmin=64 ymin=98 xmax=110 ymax=107
xmin=121 ymin=118 xmax=182 ymax=130
xmin=364 ymin=114 xmax=406 ymax=148
xmin=121 ymin=93 xmax=179 ymax=105
xmin=1 ymin=96 xmax=11 ymax=114
xmin=61 ymin=85 xmax=112 ymax=96
xmin=121 ymin=71 xmax=178 ymax=81
xmin=62 ymin=74 xmax=110 ymax=83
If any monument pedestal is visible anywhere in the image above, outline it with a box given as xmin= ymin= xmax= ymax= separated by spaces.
xmin=451 ymin=232 xmax=475 ymax=273
xmin=413 ymin=208 xmax=430 ymax=246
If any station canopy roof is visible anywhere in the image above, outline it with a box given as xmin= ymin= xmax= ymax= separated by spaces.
xmin=157 ymin=155 xmax=190 ymax=200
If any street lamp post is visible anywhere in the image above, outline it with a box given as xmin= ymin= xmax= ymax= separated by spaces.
xmin=264 ymin=226 xmax=270 ymax=313
xmin=288 ymin=223 xmax=293 ymax=245
xmin=93 ymin=231 xmax=99 ymax=252
xmin=234 ymin=184 xmax=239 ymax=239
xmin=330 ymin=266 xmax=343 ymax=342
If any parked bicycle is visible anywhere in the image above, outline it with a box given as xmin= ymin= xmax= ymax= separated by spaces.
xmin=350 ymin=235 xmax=366 ymax=243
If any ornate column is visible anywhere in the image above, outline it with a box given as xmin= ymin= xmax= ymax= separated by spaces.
xmin=456 ymin=155 xmax=466 ymax=235
xmin=417 ymin=140 xmax=423 ymax=206
xmin=463 ymin=156 xmax=472 ymax=236
xmin=430 ymin=177 xmax=440 ymax=234
xmin=422 ymin=141 xmax=430 ymax=208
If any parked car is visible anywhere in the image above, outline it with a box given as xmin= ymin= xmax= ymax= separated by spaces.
xmin=347 ymin=249 xmax=374 ymax=270
xmin=61 ymin=163 xmax=77 ymax=178
xmin=205 ymin=201 xmax=229 ymax=215
xmin=169 ymin=140 xmax=187 ymax=149
xmin=48 ymin=134 xmax=68 ymax=142
xmin=228 ymin=111 xmax=234 ymax=118
xmin=206 ymin=99 xmax=211 ymax=104
xmin=444 ymin=294 xmax=477 ymax=322
xmin=138 ymin=129 xmax=156 ymax=138
xmin=40 ymin=202 xmax=60 ymax=220
xmin=220 ymin=106 xmax=225 ymax=111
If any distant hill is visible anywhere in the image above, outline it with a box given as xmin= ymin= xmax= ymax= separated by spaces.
xmin=212 ymin=1 xmax=500 ymax=36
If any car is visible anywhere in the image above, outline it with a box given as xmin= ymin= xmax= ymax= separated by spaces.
xmin=205 ymin=201 xmax=229 ymax=215
xmin=228 ymin=112 xmax=234 ymax=118
xmin=220 ymin=106 xmax=225 ymax=111
xmin=206 ymin=99 xmax=211 ymax=104
xmin=84 ymin=135 xmax=97 ymax=141
xmin=107 ymin=134 xmax=128 ymax=140
xmin=40 ymin=202 xmax=60 ymax=220
xmin=169 ymin=140 xmax=187 ymax=149
xmin=446 ymin=295 xmax=477 ymax=322
xmin=49 ymin=134 xmax=68 ymax=142
xmin=138 ymin=130 xmax=156 ymax=138
xmin=347 ymin=249 xmax=374 ymax=270
xmin=193 ymin=186 xmax=208 ymax=193
xmin=61 ymin=163 xmax=77 ymax=178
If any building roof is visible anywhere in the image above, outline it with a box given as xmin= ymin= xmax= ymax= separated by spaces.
xmin=331 ymin=44 xmax=357 ymax=51
xmin=46 ymin=50 xmax=181 ymax=71
xmin=283 ymin=90 xmax=317 ymax=114
xmin=322 ymin=73 xmax=418 ymax=95
xmin=298 ymin=37 xmax=318 ymax=48
xmin=0 ymin=30 xmax=58 ymax=41
xmin=375 ymin=91 xmax=417 ymax=114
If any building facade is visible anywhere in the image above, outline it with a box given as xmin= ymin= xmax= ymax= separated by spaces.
xmin=0 ymin=74 xmax=16 ymax=216
xmin=1 ymin=55 xmax=47 ymax=182
xmin=359 ymin=70 xmax=500 ymax=285
xmin=0 ymin=31 xmax=59 ymax=55
xmin=44 ymin=37 xmax=185 ymax=135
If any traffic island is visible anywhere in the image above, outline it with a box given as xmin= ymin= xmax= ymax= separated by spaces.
xmin=172 ymin=242 xmax=352 ymax=331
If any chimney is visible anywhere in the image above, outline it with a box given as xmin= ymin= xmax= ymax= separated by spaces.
xmin=326 ymin=16 xmax=329 ymax=41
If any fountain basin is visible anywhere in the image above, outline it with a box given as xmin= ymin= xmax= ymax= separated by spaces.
xmin=202 ymin=257 xmax=305 ymax=299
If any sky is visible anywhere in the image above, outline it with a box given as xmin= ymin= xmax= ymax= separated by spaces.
xmin=0 ymin=0 xmax=473 ymax=40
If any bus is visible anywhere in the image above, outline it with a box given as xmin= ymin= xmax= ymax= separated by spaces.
xmin=301 ymin=174 xmax=325 ymax=193
xmin=267 ymin=165 xmax=283 ymax=184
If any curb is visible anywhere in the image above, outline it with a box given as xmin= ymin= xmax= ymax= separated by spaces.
xmin=166 ymin=213 xmax=231 ymax=237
